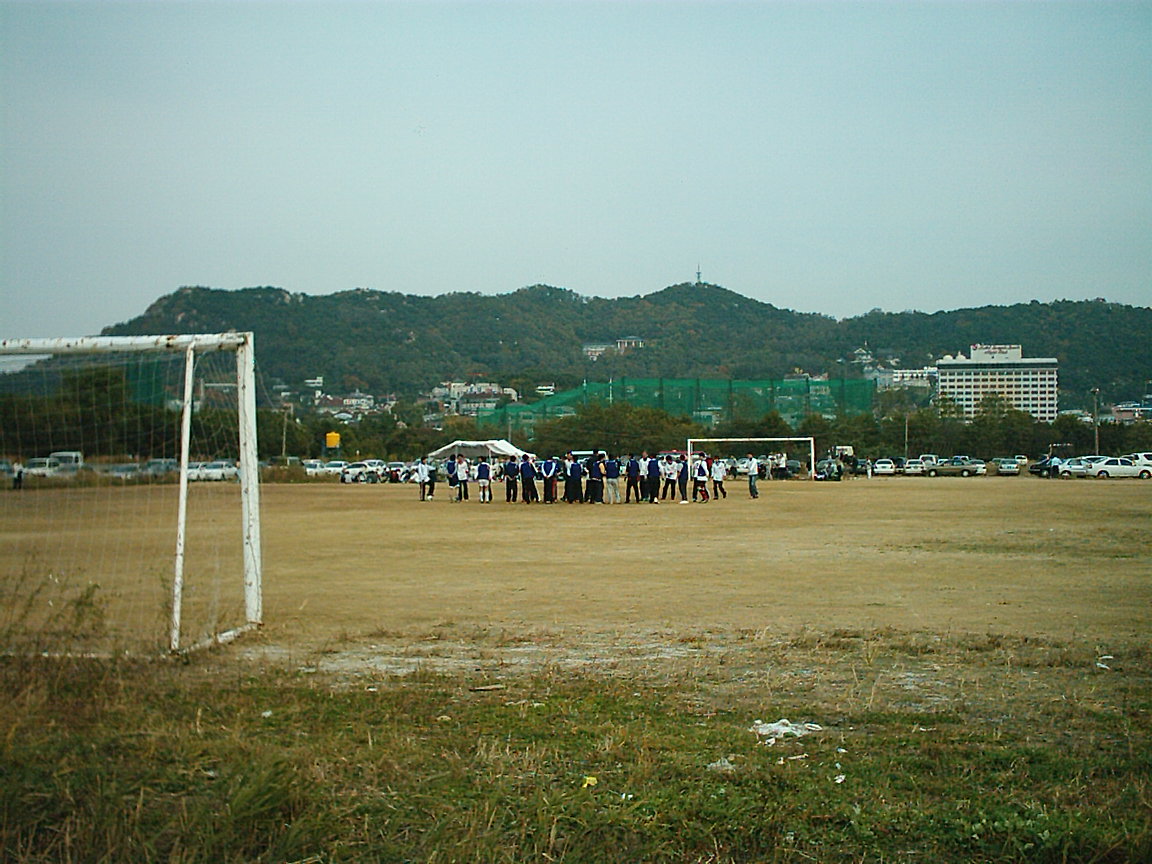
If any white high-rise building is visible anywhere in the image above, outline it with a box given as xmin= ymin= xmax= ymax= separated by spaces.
xmin=935 ymin=344 xmax=1059 ymax=422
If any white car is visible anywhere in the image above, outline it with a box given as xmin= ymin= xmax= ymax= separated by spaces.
xmin=992 ymin=458 xmax=1020 ymax=475
xmin=1123 ymin=452 xmax=1152 ymax=469
xmin=1090 ymin=457 xmax=1149 ymax=479
xmin=324 ymin=460 xmax=349 ymax=475
xmin=190 ymin=460 xmax=238 ymax=481
xmin=873 ymin=459 xmax=896 ymax=476
xmin=25 ymin=457 xmax=61 ymax=477
xmin=303 ymin=459 xmax=326 ymax=476
xmin=341 ymin=462 xmax=383 ymax=483
xmin=903 ymin=458 xmax=925 ymax=476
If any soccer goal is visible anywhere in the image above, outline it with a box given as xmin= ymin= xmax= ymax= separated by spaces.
xmin=686 ymin=437 xmax=817 ymax=480
xmin=0 ymin=333 xmax=262 ymax=655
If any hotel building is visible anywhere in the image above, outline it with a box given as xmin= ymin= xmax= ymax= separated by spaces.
xmin=935 ymin=344 xmax=1059 ymax=422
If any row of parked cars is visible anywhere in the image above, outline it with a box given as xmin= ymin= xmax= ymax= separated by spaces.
xmin=863 ymin=455 xmax=1025 ymax=478
xmin=302 ymin=459 xmax=413 ymax=483
xmin=1028 ymin=452 xmax=1152 ymax=479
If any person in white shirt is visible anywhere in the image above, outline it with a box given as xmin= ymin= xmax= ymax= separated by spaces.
xmin=414 ymin=457 xmax=431 ymax=500
xmin=660 ymin=455 xmax=678 ymax=500
xmin=746 ymin=453 xmax=759 ymax=499
xmin=692 ymin=458 xmax=710 ymax=502
xmin=710 ymin=458 xmax=728 ymax=499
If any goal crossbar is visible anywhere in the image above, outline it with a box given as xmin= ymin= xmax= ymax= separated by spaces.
xmin=686 ymin=437 xmax=816 ymax=480
xmin=1 ymin=333 xmax=262 ymax=653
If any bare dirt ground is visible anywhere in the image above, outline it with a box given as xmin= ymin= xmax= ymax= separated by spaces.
xmin=235 ymin=476 xmax=1150 ymax=680
xmin=3 ymin=476 xmax=1148 ymax=673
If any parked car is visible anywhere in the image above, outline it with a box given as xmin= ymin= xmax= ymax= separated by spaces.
xmin=303 ymin=459 xmax=326 ymax=476
xmin=144 ymin=458 xmax=179 ymax=476
xmin=1028 ymin=457 xmax=1062 ymax=478
xmin=925 ymin=457 xmax=983 ymax=477
xmin=903 ymin=458 xmax=925 ymax=476
xmin=25 ymin=457 xmax=61 ymax=477
xmin=0 ymin=459 xmax=14 ymax=478
xmin=1056 ymin=457 xmax=1089 ymax=479
xmin=323 ymin=460 xmax=349 ymax=475
xmin=1090 ymin=457 xmax=1148 ymax=479
xmin=341 ymin=462 xmax=382 ymax=483
xmin=813 ymin=459 xmax=843 ymax=481
xmin=1123 ymin=452 xmax=1152 ymax=469
xmin=992 ymin=458 xmax=1020 ymax=475
xmin=873 ymin=459 xmax=896 ymax=476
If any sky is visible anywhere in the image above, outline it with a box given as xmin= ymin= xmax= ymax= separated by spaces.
xmin=2 ymin=0 xmax=1150 ymax=338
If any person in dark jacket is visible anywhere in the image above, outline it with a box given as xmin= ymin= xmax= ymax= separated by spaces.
xmin=625 ymin=454 xmax=641 ymax=503
xmin=646 ymin=452 xmax=661 ymax=503
xmin=564 ymin=454 xmax=584 ymax=503
xmin=520 ymin=454 xmax=538 ymax=503
xmin=503 ymin=456 xmax=519 ymax=502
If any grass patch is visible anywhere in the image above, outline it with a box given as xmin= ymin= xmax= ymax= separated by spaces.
xmin=2 ymin=631 xmax=1150 ymax=863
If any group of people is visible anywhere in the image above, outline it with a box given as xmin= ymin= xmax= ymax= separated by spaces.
xmin=408 ymin=451 xmax=776 ymax=504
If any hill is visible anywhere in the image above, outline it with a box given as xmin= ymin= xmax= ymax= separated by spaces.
xmin=102 ymin=284 xmax=1152 ymax=409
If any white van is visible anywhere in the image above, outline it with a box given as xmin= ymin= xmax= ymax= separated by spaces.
xmin=49 ymin=451 xmax=84 ymax=473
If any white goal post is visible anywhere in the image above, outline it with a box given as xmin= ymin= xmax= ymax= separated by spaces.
xmin=686 ymin=437 xmax=817 ymax=480
xmin=0 ymin=333 xmax=262 ymax=653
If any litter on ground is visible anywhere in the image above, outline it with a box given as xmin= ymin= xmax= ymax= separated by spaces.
xmin=750 ymin=719 xmax=823 ymax=744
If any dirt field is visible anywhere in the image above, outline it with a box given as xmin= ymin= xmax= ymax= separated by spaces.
xmin=251 ymin=477 xmax=1150 ymax=661
xmin=3 ymin=476 xmax=1148 ymax=660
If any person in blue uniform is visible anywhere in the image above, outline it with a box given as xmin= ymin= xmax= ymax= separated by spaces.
xmin=520 ymin=454 xmax=538 ymax=503
xmin=503 ymin=456 xmax=519 ymax=502
xmin=603 ymin=453 xmax=621 ymax=503
xmin=625 ymin=454 xmax=641 ymax=503
xmin=646 ymin=452 xmax=661 ymax=503
xmin=564 ymin=453 xmax=584 ymax=503
xmin=476 ymin=456 xmax=492 ymax=503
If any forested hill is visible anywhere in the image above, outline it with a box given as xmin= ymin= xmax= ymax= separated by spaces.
xmin=102 ymin=284 xmax=1152 ymax=407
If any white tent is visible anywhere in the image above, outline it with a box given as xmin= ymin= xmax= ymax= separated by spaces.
xmin=426 ymin=439 xmax=535 ymax=461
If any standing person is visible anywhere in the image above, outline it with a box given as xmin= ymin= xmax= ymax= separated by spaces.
xmin=603 ymin=453 xmax=621 ymax=504
xmin=565 ymin=453 xmax=584 ymax=503
xmin=456 ymin=455 xmax=470 ymax=502
xmin=711 ymin=458 xmax=728 ymax=499
xmin=415 ymin=457 xmax=430 ymax=500
xmin=661 ymin=455 xmax=678 ymax=500
xmin=585 ymin=452 xmax=604 ymax=503
xmin=541 ymin=454 xmax=559 ymax=503
xmin=520 ymin=453 xmax=538 ymax=503
xmin=425 ymin=458 xmax=437 ymax=500
xmin=746 ymin=453 xmax=759 ymax=499
xmin=625 ymin=453 xmax=642 ymax=503
xmin=677 ymin=455 xmax=689 ymax=502
xmin=445 ymin=454 xmax=459 ymax=502
xmin=503 ymin=455 xmax=519 ymax=503
xmin=693 ymin=457 xmax=711 ymax=502
xmin=476 ymin=456 xmax=492 ymax=503
xmin=646 ymin=451 xmax=661 ymax=503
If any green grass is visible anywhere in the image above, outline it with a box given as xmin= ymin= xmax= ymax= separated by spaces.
xmin=2 ymin=633 xmax=1150 ymax=863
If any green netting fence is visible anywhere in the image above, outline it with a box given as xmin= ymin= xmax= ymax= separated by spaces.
xmin=477 ymin=377 xmax=875 ymax=434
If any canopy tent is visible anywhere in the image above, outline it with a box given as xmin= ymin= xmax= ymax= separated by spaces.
xmin=426 ymin=439 xmax=535 ymax=462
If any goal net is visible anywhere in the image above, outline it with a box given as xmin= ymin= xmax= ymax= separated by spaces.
xmin=686 ymin=437 xmax=817 ymax=480
xmin=0 ymin=334 xmax=262 ymax=656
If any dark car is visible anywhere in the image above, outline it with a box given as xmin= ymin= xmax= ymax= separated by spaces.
xmin=1028 ymin=457 xmax=1062 ymax=479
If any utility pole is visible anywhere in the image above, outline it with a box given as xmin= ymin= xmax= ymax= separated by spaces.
xmin=1091 ymin=388 xmax=1100 ymax=454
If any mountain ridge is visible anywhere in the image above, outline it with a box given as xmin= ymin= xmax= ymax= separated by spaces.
xmin=103 ymin=284 xmax=1151 ymax=408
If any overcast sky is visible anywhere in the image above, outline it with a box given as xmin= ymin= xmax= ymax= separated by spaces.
xmin=2 ymin=0 xmax=1149 ymax=338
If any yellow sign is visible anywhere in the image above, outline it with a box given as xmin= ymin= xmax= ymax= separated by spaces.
xmin=325 ymin=431 xmax=341 ymax=449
